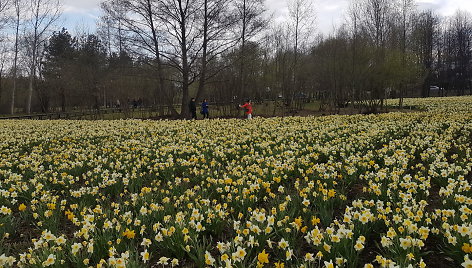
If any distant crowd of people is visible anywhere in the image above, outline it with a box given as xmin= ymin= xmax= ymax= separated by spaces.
xmin=188 ymin=98 xmax=253 ymax=120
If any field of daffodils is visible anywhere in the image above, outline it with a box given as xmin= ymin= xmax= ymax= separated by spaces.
xmin=0 ymin=96 xmax=471 ymax=268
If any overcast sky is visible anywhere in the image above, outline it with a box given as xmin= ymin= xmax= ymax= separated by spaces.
xmin=62 ymin=0 xmax=472 ymax=35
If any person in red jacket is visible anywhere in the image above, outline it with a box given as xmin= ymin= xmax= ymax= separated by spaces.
xmin=239 ymin=100 xmax=253 ymax=119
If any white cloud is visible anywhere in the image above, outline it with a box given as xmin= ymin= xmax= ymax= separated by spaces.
xmin=63 ymin=0 xmax=101 ymax=10
xmin=61 ymin=0 xmax=472 ymax=35
xmin=267 ymin=0 xmax=349 ymax=35
xmin=433 ymin=0 xmax=472 ymax=17
xmin=62 ymin=0 xmax=101 ymax=18
xmin=60 ymin=0 xmax=101 ymax=34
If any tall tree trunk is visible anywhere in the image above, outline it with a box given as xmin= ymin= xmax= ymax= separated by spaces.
xmin=0 ymin=69 xmax=3 ymax=106
xmin=179 ymin=0 xmax=190 ymax=118
xmin=238 ymin=0 xmax=247 ymax=100
xmin=292 ymin=4 xmax=299 ymax=105
xmin=26 ymin=68 xmax=35 ymax=114
xmin=146 ymin=0 xmax=178 ymax=116
xmin=26 ymin=0 xmax=41 ymax=114
xmin=196 ymin=0 xmax=209 ymax=101
xmin=351 ymin=16 xmax=357 ymax=104
xmin=398 ymin=0 xmax=413 ymax=108
xmin=61 ymin=87 xmax=66 ymax=112
xmin=11 ymin=0 xmax=20 ymax=115
xmin=399 ymin=13 xmax=407 ymax=108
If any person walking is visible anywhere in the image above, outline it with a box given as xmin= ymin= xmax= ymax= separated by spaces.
xmin=189 ymin=98 xmax=197 ymax=119
xmin=201 ymin=99 xmax=209 ymax=119
xmin=239 ymin=100 xmax=253 ymax=119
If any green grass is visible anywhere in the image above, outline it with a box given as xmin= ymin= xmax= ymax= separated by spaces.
xmin=1 ymin=101 xmax=324 ymax=120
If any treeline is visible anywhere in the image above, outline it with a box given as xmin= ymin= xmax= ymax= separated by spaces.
xmin=0 ymin=0 xmax=471 ymax=116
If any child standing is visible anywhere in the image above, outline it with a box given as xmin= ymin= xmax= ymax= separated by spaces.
xmin=239 ymin=100 xmax=253 ymax=119
xmin=201 ymin=99 xmax=209 ymax=119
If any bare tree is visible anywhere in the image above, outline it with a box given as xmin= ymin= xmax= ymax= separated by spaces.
xmin=24 ymin=0 xmax=61 ymax=114
xmin=100 ymin=0 xmax=127 ymax=55
xmin=450 ymin=11 xmax=472 ymax=96
xmin=234 ymin=0 xmax=266 ymax=100
xmin=155 ymin=0 xmax=202 ymax=117
xmin=347 ymin=0 xmax=363 ymax=103
xmin=10 ymin=0 xmax=23 ymax=114
xmin=0 ymin=0 xmax=10 ymax=29
xmin=423 ymin=11 xmax=438 ymax=96
xmin=288 ymin=0 xmax=314 ymax=66
xmin=0 ymin=43 xmax=8 ymax=107
xmin=267 ymin=24 xmax=291 ymax=104
xmin=397 ymin=0 xmax=415 ymax=107
xmin=360 ymin=0 xmax=394 ymax=111
xmin=287 ymin=0 xmax=315 ymax=103
xmin=195 ymin=0 xmax=237 ymax=101
xmin=362 ymin=0 xmax=392 ymax=48
xmin=101 ymin=0 xmax=178 ymax=115
xmin=0 ymin=0 xmax=10 ymax=108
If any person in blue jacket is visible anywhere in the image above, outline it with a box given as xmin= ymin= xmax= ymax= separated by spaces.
xmin=201 ymin=99 xmax=209 ymax=119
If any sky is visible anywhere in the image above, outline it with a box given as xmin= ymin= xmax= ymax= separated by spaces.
xmin=61 ymin=0 xmax=472 ymax=35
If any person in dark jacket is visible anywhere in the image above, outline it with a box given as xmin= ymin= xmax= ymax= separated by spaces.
xmin=201 ymin=99 xmax=209 ymax=119
xmin=189 ymin=98 xmax=197 ymax=119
